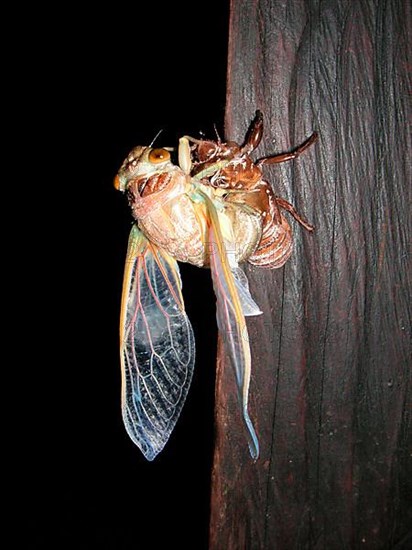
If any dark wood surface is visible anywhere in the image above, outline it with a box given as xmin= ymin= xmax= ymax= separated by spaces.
xmin=210 ymin=1 xmax=411 ymax=548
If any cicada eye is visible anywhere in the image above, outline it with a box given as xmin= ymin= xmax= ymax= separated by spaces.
xmin=148 ymin=148 xmax=171 ymax=164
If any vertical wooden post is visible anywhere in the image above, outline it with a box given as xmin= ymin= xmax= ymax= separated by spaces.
xmin=210 ymin=1 xmax=411 ymax=548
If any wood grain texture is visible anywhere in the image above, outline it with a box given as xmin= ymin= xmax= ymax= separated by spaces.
xmin=210 ymin=1 xmax=411 ymax=548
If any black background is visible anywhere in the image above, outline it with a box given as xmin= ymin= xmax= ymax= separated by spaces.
xmin=23 ymin=4 xmax=229 ymax=548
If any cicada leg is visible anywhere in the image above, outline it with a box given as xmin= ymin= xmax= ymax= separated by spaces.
xmin=240 ymin=109 xmax=264 ymax=154
xmin=257 ymin=132 xmax=318 ymax=166
xmin=275 ymin=197 xmax=314 ymax=232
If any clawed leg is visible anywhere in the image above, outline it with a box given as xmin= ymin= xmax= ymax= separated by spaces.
xmin=276 ymin=197 xmax=314 ymax=231
xmin=257 ymin=132 xmax=318 ymax=166
xmin=241 ymin=110 xmax=264 ymax=154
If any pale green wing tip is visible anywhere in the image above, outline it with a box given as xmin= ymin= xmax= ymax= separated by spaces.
xmin=243 ymin=407 xmax=260 ymax=460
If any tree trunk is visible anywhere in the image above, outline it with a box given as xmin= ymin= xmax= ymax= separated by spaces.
xmin=210 ymin=1 xmax=411 ymax=548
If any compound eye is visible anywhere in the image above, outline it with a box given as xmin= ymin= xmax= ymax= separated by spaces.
xmin=148 ymin=148 xmax=170 ymax=164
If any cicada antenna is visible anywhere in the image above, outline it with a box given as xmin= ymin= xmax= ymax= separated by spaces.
xmin=150 ymin=129 xmax=164 ymax=147
xmin=213 ymin=123 xmax=222 ymax=143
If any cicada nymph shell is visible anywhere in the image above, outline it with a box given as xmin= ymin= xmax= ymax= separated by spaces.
xmin=186 ymin=110 xmax=317 ymax=269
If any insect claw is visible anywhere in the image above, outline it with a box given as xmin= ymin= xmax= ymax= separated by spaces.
xmin=257 ymin=131 xmax=318 ymax=166
xmin=241 ymin=110 xmax=264 ymax=154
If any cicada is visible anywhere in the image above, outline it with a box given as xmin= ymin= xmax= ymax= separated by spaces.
xmin=114 ymin=111 xmax=317 ymax=460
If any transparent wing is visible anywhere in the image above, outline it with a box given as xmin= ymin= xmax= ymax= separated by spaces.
xmin=119 ymin=225 xmax=195 ymax=460
xmin=199 ymin=192 xmax=260 ymax=460
xmin=232 ymin=266 xmax=263 ymax=317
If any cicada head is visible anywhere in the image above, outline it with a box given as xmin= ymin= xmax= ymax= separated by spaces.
xmin=114 ymin=146 xmax=175 ymax=192
xmin=115 ymin=143 xmax=190 ymax=231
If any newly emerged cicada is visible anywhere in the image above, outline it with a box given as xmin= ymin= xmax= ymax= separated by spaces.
xmin=115 ymin=111 xmax=317 ymax=460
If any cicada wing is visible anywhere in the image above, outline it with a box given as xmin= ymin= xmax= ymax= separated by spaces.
xmin=231 ymin=266 xmax=262 ymax=317
xmin=119 ymin=225 xmax=195 ymax=460
xmin=199 ymin=192 xmax=260 ymax=460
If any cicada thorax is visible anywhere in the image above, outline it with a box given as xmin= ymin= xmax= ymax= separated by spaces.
xmin=126 ymin=169 xmax=206 ymax=267
xmin=138 ymin=171 xmax=171 ymax=197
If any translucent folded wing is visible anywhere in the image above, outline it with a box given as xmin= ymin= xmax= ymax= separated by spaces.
xmin=119 ymin=225 xmax=195 ymax=460
xmin=199 ymin=192 xmax=260 ymax=460
xmin=232 ymin=266 xmax=263 ymax=317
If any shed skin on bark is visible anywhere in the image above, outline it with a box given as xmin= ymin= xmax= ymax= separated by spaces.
xmin=209 ymin=1 xmax=411 ymax=549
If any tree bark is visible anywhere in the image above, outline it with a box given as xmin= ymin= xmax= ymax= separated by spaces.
xmin=210 ymin=1 xmax=411 ymax=549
